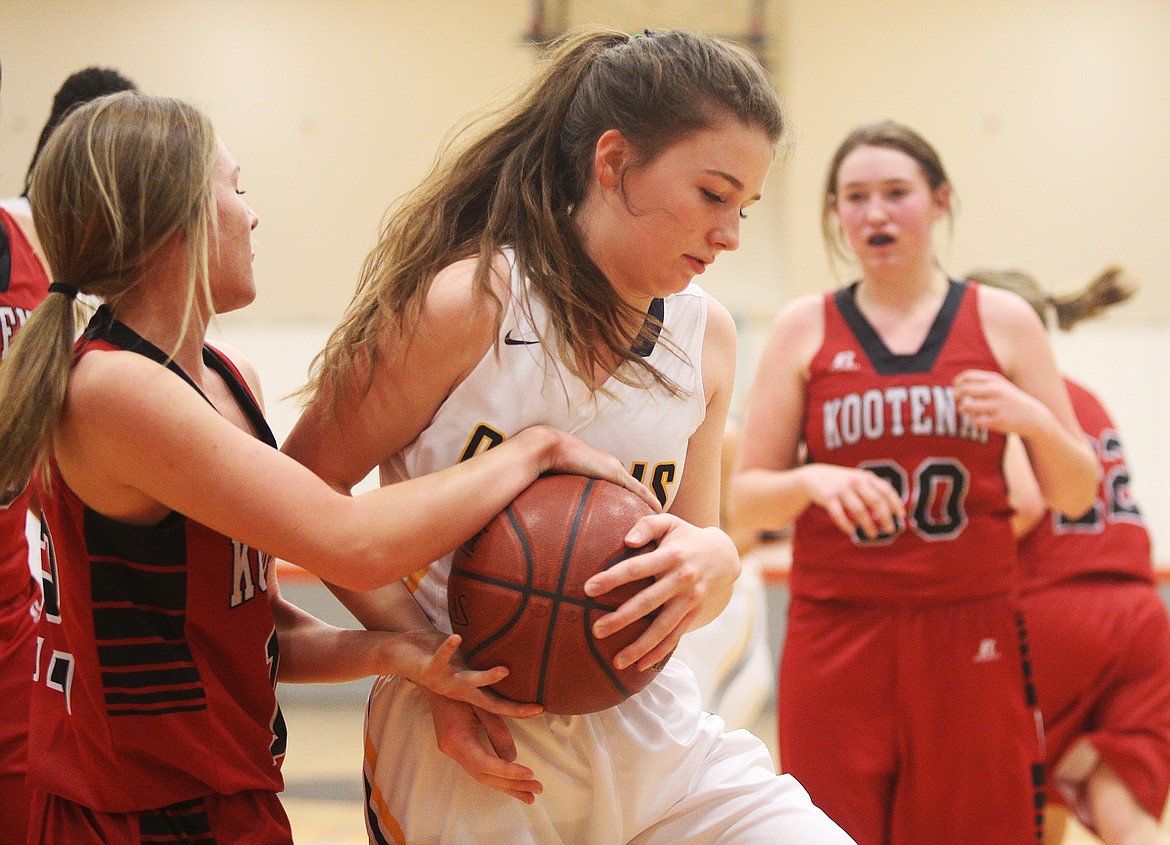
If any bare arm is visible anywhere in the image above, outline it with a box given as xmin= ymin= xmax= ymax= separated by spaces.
xmin=1002 ymin=434 xmax=1047 ymax=538
xmin=958 ymin=285 xmax=1099 ymax=517
xmin=56 ymin=355 xmax=633 ymax=593
xmin=583 ymin=297 xmax=742 ymax=671
xmin=730 ymin=296 xmax=904 ymax=539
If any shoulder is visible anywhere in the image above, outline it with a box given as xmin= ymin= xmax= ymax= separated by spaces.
xmin=972 ymin=282 xmax=1050 ymax=370
xmin=205 ymin=340 xmax=265 ymax=411
xmin=0 ymin=199 xmax=45 ymax=264
xmin=67 ymin=347 xmax=189 ymax=416
xmin=416 ymin=253 xmax=511 ymax=342
xmin=768 ymin=292 xmax=825 ymax=349
xmin=701 ymin=292 xmax=736 ymax=348
xmin=973 ymin=282 xmax=1045 ymax=334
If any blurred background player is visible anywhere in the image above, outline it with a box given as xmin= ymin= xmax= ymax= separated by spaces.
xmin=0 ymin=58 xmax=52 ymax=845
xmin=972 ymin=266 xmax=1170 ymax=845
xmin=731 ymin=120 xmax=1099 ymax=845
xmin=0 ymin=67 xmax=138 ymax=841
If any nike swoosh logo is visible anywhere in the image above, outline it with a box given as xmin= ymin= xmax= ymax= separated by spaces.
xmin=504 ymin=330 xmax=539 ymax=345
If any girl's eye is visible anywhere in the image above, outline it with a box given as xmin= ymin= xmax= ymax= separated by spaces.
xmin=702 ymin=188 xmax=725 ymax=204
xmin=739 ymin=209 xmax=749 ymax=220
xmin=235 ymin=189 xmax=247 ymax=196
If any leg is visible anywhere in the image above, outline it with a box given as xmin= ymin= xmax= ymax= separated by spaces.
xmin=893 ymin=597 xmax=1043 ymax=845
xmin=1043 ymin=804 xmax=1069 ymax=845
xmin=778 ymin=600 xmax=897 ymax=845
xmin=0 ymin=580 xmax=38 ymax=845
xmin=628 ymin=727 xmax=855 ymax=845
xmin=1080 ymin=759 xmax=1170 ymax=845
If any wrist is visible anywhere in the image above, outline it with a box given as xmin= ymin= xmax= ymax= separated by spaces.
xmin=515 ymin=424 xmax=559 ymax=476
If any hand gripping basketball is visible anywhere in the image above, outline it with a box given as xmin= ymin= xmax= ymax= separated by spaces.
xmin=448 ymin=474 xmax=668 ymax=715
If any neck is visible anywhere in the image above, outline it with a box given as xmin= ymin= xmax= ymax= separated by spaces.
xmin=856 ymin=262 xmax=948 ymax=313
xmin=112 ymin=257 xmax=211 ymax=381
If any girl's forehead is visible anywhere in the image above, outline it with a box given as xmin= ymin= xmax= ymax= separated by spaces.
xmin=837 ymin=145 xmax=923 ymax=183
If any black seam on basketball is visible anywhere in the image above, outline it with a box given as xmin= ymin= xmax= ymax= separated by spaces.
xmin=536 ymin=478 xmax=595 ymax=703
xmin=462 ymin=506 xmax=536 ymax=660
xmin=582 ymin=606 xmax=635 ymax=699
xmin=448 ymin=567 xmax=622 ymax=610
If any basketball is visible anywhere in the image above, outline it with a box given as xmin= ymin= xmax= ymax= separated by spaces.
xmin=447 ymin=474 xmax=667 ymax=715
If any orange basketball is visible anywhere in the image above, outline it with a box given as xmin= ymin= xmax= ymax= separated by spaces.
xmin=448 ymin=474 xmax=666 ymax=715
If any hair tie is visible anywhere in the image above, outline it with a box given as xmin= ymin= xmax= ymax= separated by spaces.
xmin=48 ymin=282 xmax=79 ymax=300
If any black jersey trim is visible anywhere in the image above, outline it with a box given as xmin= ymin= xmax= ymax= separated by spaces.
xmin=632 ymin=297 xmax=665 ymax=358
xmin=834 ymin=280 xmax=967 ymax=375
xmin=83 ymin=305 xmax=276 ymax=447
xmin=0 ymin=214 xmax=12 ymax=294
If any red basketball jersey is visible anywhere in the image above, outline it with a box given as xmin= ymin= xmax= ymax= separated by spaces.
xmin=791 ymin=280 xmax=1016 ymax=605
xmin=30 ymin=308 xmax=287 ymax=812
xmin=1 ymin=208 xmax=49 ymax=604
xmin=1017 ymin=378 xmax=1152 ymax=594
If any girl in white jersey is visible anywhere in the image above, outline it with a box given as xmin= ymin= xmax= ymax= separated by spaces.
xmin=284 ymin=27 xmax=853 ymax=845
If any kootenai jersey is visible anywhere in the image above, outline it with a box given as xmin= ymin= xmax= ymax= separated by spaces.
xmin=0 ymin=207 xmax=49 ymax=604
xmin=792 ymin=280 xmax=1016 ymax=606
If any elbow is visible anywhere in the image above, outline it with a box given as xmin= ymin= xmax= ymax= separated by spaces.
xmin=726 ymin=474 xmax=761 ymax=533
xmin=310 ymin=537 xmax=407 ymax=593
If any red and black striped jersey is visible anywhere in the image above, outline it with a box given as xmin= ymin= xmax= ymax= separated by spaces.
xmin=0 ymin=207 xmax=49 ymax=604
xmin=31 ymin=307 xmax=287 ymax=811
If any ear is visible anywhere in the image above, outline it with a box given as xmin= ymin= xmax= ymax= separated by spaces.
xmin=593 ymin=128 xmax=631 ymax=190
xmin=932 ymin=182 xmax=952 ymax=218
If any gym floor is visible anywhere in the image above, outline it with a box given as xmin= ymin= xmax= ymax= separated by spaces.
xmin=277 ymin=694 xmax=1103 ymax=845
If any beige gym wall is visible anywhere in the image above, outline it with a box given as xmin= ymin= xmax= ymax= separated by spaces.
xmin=3 ymin=0 xmax=1169 ymax=546
xmin=5 ymin=1 xmax=1167 ymax=323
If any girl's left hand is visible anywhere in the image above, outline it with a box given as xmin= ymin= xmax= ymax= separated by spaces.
xmin=582 ymin=513 xmax=739 ymax=671
xmin=953 ymin=369 xmax=1052 ymax=437
xmin=392 ymin=630 xmax=543 ymax=718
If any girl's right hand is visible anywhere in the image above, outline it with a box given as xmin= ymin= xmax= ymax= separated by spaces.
xmin=426 ymin=693 xmax=545 ymax=804
xmin=799 ymin=463 xmax=905 ymax=539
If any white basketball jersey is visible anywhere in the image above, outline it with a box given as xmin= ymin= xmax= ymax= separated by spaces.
xmin=385 ymin=253 xmax=709 ymax=631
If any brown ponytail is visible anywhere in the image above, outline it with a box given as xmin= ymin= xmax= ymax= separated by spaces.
xmin=965 ymin=266 xmax=1137 ymax=331
xmin=305 ymin=26 xmax=785 ymax=408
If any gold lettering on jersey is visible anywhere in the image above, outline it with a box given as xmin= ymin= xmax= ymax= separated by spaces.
xmin=822 ymin=385 xmax=987 ymax=451
xmin=460 ymin=423 xmax=505 ymax=462
xmin=628 ymin=462 xmax=676 ymax=508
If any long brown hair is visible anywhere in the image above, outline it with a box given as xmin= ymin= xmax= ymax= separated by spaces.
xmin=966 ymin=266 xmax=1136 ymax=331
xmin=305 ymin=27 xmax=784 ymax=406
xmin=0 ymin=93 xmax=218 ymax=500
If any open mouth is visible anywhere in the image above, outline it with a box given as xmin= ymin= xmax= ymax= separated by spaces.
xmin=867 ymin=233 xmax=894 ymax=246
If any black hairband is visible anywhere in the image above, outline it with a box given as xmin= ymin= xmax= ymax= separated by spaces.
xmin=48 ymin=282 xmax=79 ymax=299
